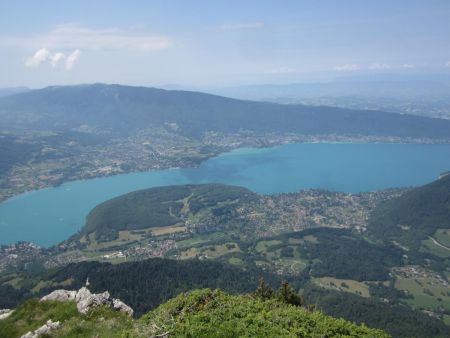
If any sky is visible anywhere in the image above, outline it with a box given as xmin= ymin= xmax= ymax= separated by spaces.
xmin=1 ymin=0 xmax=450 ymax=88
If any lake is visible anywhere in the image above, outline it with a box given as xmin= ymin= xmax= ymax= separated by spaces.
xmin=2 ymin=143 xmax=450 ymax=246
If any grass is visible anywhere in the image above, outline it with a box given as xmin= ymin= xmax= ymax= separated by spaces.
xmin=434 ymin=228 xmax=450 ymax=247
xmin=395 ymin=277 xmax=450 ymax=311
xmin=0 ymin=290 xmax=389 ymax=338
xmin=288 ymin=238 xmax=303 ymax=245
xmin=180 ymin=247 xmax=200 ymax=259
xmin=303 ymin=234 xmax=319 ymax=243
xmin=140 ymin=288 xmax=388 ymax=337
xmin=0 ymin=299 xmax=134 ymax=338
xmin=255 ymin=239 xmax=282 ymax=253
xmin=0 ymin=299 xmax=79 ymax=338
xmin=443 ymin=314 xmax=450 ymax=326
xmin=275 ymin=258 xmax=307 ymax=274
xmin=180 ymin=243 xmax=240 ymax=260
xmin=4 ymin=277 xmax=23 ymax=289
xmin=151 ymin=225 xmax=186 ymax=236
xmin=176 ymin=237 xmax=210 ymax=249
xmin=228 ymin=257 xmax=244 ymax=266
xmin=313 ymin=277 xmax=371 ymax=298
xmin=420 ymin=238 xmax=450 ymax=258
xmin=201 ymin=243 xmax=241 ymax=259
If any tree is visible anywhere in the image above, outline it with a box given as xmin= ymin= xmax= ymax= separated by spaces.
xmin=253 ymin=277 xmax=274 ymax=300
xmin=277 ymin=281 xmax=303 ymax=307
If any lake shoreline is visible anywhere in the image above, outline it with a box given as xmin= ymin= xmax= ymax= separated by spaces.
xmin=2 ymin=137 xmax=449 ymax=204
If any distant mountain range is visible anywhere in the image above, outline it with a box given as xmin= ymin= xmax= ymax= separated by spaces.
xmin=0 ymin=87 xmax=29 ymax=98
xmin=1 ymin=83 xmax=450 ymax=139
xmin=207 ymin=74 xmax=450 ymax=101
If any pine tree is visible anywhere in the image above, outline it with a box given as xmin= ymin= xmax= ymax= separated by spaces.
xmin=277 ymin=281 xmax=303 ymax=307
xmin=253 ymin=277 xmax=274 ymax=300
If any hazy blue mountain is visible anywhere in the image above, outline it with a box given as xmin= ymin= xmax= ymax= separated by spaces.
xmin=0 ymin=87 xmax=29 ymax=98
xmin=209 ymin=74 xmax=450 ymax=101
xmin=1 ymin=83 xmax=450 ymax=139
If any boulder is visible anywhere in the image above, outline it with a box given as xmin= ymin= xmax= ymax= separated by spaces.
xmin=76 ymin=288 xmax=111 ymax=314
xmin=75 ymin=286 xmax=92 ymax=302
xmin=39 ymin=286 xmax=134 ymax=317
xmin=0 ymin=309 xmax=13 ymax=320
xmin=112 ymin=298 xmax=134 ymax=317
xmin=21 ymin=319 xmax=60 ymax=338
xmin=41 ymin=289 xmax=76 ymax=302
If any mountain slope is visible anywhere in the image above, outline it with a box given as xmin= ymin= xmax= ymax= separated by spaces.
xmin=1 ymin=83 xmax=450 ymax=139
xmin=368 ymin=174 xmax=450 ymax=250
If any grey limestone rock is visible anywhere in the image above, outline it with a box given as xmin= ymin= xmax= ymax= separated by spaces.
xmin=40 ymin=289 xmax=76 ymax=302
xmin=39 ymin=286 xmax=134 ymax=317
xmin=21 ymin=319 xmax=60 ymax=338
xmin=112 ymin=298 xmax=134 ymax=317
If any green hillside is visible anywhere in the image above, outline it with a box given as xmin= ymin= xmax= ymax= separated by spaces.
xmin=82 ymin=183 xmax=257 ymax=241
xmin=0 ymin=289 xmax=388 ymax=338
xmin=368 ymin=174 xmax=450 ymax=251
xmin=1 ymin=83 xmax=450 ymax=139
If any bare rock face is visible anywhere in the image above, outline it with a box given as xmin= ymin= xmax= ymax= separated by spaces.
xmin=74 ymin=286 xmax=91 ymax=302
xmin=41 ymin=289 xmax=76 ymax=302
xmin=21 ymin=319 xmax=60 ymax=338
xmin=112 ymin=298 xmax=134 ymax=317
xmin=0 ymin=309 xmax=13 ymax=320
xmin=76 ymin=287 xmax=111 ymax=314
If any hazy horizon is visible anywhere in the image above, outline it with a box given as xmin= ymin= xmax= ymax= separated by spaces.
xmin=1 ymin=0 xmax=450 ymax=88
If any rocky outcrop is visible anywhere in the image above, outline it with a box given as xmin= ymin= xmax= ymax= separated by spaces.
xmin=75 ymin=287 xmax=111 ymax=314
xmin=40 ymin=289 xmax=76 ymax=302
xmin=0 ymin=309 xmax=13 ymax=320
xmin=21 ymin=319 xmax=60 ymax=338
xmin=112 ymin=298 xmax=134 ymax=317
xmin=40 ymin=286 xmax=134 ymax=317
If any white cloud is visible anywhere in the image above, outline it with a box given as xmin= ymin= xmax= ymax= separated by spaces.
xmin=65 ymin=49 xmax=81 ymax=70
xmin=1 ymin=24 xmax=173 ymax=51
xmin=265 ymin=67 xmax=295 ymax=74
xmin=25 ymin=48 xmax=80 ymax=70
xmin=220 ymin=22 xmax=265 ymax=30
xmin=25 ymin=48 xmax=51 ymax=67
xmin=445 ymin=61 xmax=450 ymax=67
xmin=369 ymin=63 xmax=391 ymax=70
xmin=50 ymin=52 xmax=65 ymax=67
xmin=402 ymin=63 xmax=415 ymax=69
xmin=333 ymin=64 xmax=360 ymax=72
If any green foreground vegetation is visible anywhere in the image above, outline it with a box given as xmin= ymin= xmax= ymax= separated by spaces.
xmin=0 ymin=288 xmax=388 ymax=338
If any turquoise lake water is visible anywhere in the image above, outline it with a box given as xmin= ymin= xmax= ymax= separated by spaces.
xmin=2 ymin=143 xmax=450 ymax=247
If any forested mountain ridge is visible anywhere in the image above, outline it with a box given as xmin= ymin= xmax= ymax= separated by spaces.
xmin=368 ymin=173 xmax=450 ymax=251
xmin=81 ymin=184 xmax=257 ymax=242
xmin=2 ymin=83 xmax=450 ymax=139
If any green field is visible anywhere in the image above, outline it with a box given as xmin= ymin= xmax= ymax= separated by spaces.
xmin=434 ymin=229 xmax=450 ymax=247
xmin=180 ymin=242 xmax=240 ymax=260
xmin=420 ymin=237 xmax=450 ymax=258
xmin=313 ymin=277 xmax=371 ymax=297
xmin=255 ymin=240 xmax=283 ymax=253
xmin=395 ymin=277 xmax=450 ymax=311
